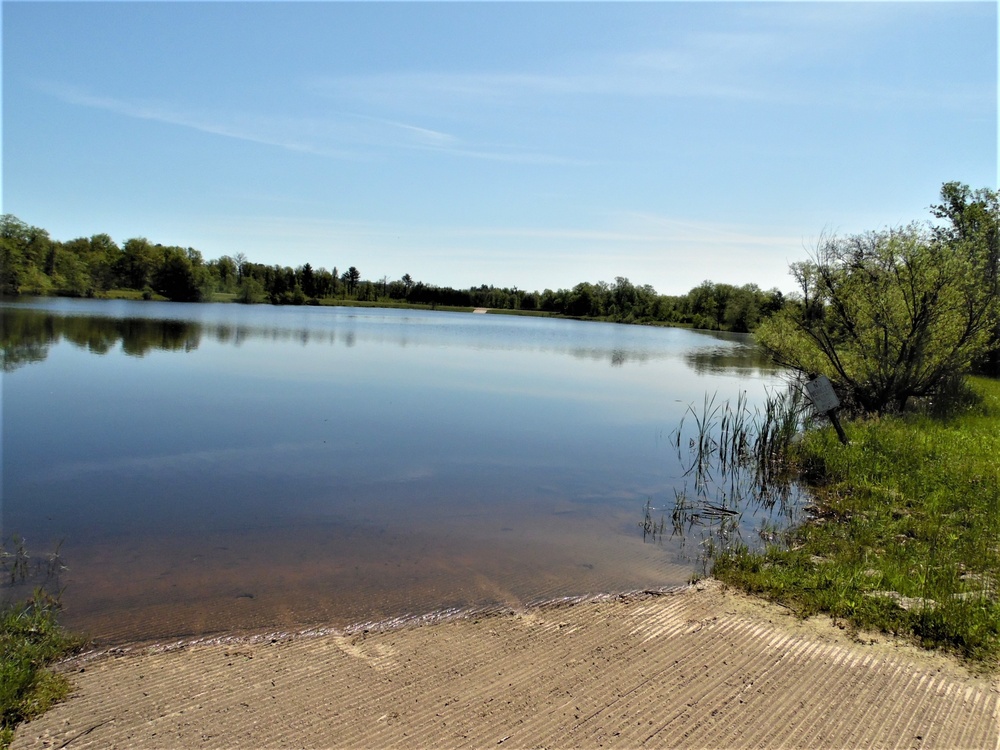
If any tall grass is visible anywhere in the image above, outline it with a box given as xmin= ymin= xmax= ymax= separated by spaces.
xmin=667 ymin=384 xmax=807 ymax=567
xmin=714 ymin=377 xmax=1000 ymax=664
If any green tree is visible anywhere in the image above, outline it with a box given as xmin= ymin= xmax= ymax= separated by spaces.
xmin=299 ymin=263 xmax=316 ymax=298
xmin=0 ymin=215 xmax=55 ymax=295
xmin=115 ymin=238 xmax=158 ymax=290
xmin=313 ymin=267 xmax=334 ymax=298
xmin=566 ymin=282 xmax=599 ymax=316
xmin=210 ymin=256 xmax=238 ymax=293
xmin=50 ymin=242 xmax=91 ymax=296
xmin=86 ymin=234 xmax=120 ymax=292
xmin=756 ymin=225 xmax=998 ymax=414
xmin=0 ymin=215 xmax=29 ymax=293
xmin=931 ymin=182 xmax=1000 ymax=375
xmin=236 ymin=276 xmax=266 ymax=304
xmin=153 ymin=246 xmax=205 ymax=301
xmin=345 ymin=266 xmax=361 ymax=295
xmin=724 ymin=284 xmax=765 ymax=333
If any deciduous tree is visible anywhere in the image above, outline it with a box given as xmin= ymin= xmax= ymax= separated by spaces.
xmin=755 ymin=225 xmax=997 ymax=414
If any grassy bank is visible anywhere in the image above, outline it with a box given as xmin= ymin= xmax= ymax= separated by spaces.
xmin=714 ymin=377 xmax=1000 ymax=664
xmin=1 ymin=592 xmax=83 ymax=747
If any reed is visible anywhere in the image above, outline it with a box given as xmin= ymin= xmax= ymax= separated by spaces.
xmin=640 ymin=499 xmax=666 ymax=542
xmin=665 ymin=383 xmax=807 ymax=559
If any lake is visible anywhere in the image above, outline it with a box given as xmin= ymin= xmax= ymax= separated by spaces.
xmin=2 ymin=298 xmax=793 ymax=645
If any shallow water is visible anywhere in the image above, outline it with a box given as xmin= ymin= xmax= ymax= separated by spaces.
xmin=2 ymin=298 xmax=791 ymax=644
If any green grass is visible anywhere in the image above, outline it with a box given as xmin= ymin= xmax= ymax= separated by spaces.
xmin=714 ymin=377 xmax=1000 ymax=665
xmin=94 ymin=288 xmax=167 ymax=301
xmin=0 ymin=591 xmax=84 ymax=747
xmin=312 ymin=298 xmax=475 ymax=312
xmin=483 ymin=308 xmax=556 ymax=318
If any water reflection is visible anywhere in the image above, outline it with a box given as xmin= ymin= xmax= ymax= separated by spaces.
xmin=656 ymin=386 xmax=806 ymax=575
xmin=2 ymin=298 xmax=795 ymax=645
xmin=1 ymin=302 xmax=773 ymax=374
xmin=683 ymin=346 xmax=782 ymax=377
xmin=1 ymin=307 xmax=204 ymax=369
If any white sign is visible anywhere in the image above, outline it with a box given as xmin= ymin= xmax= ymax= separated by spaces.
xmin=805 ymin=375 xmax=840 ymax=413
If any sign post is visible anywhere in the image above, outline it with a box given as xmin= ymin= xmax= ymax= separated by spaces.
xmin=805 ymin=375 xmax=849 ymax=445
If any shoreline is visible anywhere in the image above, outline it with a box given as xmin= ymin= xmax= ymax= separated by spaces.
xmin=63 ymin=584 xmax=692 ymax=665
xmin=16 ymin=580 xmax=998 ymax=749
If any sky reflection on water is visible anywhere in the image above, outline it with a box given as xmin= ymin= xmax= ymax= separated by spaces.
xmin=2 ymin=299 xmax=790 ymax=643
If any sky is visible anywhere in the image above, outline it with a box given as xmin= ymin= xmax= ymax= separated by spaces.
xmin=2 ymin=2 xmax=997 ymax=296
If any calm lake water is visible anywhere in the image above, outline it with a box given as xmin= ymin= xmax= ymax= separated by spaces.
xmin=2 ymin=298 xmax=792 ymax=645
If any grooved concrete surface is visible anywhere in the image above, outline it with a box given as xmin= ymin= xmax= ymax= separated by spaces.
xmin=15 ymin=581 xmax=1000 ymax=749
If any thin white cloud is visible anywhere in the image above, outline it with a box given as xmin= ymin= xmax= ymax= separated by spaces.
xmin=37 ymin=80 xmax=580 ymax=165
xmin=350 ymin=114 xmax=456 ymax=147
xmin=614 ymin=212 xmax=806 ymax=249
xmin=306 ymin=9 xmax=992 ymax=115
xmin=38 ymin=82 xmax=366 ymax=159
xmin=197 ymin=212 xmax=801 ymax=248
xmin=305 ymin=29 xmax=787 ymax=108
xmin=196 ymin=211 xmax=804 ymax=269
xmin=326 ymin=48 xmax=990 ymax=113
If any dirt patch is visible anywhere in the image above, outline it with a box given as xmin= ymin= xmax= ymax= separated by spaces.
xmin=14 ymin=580 xmax=999 ymax=749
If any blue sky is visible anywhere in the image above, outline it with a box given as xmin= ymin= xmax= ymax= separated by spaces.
xmin=3 ymin=2 xmax=997 ymax=295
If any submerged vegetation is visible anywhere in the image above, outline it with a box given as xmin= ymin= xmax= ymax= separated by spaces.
xmin=0 ymin=538 xmax=84 ymax=747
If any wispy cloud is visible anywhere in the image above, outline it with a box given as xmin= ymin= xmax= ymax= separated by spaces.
xmin=305 ymin=59 xmax=768 ymax=112
xmin=307 ymin=9 xmax=992 ymax=116
xmin=178 ymin=209 xmax=808 ymax=294
xmin=351 ymin=113 xmax=456 ymax=148
xmin=37 ymin=80 xmax=581 ymax=165
xmin=613 ymin=212 xmax=807 ymax=250
xmin=38 ymin=81 xmax=367 ymax=159
xmin=303 ymin=26 xmax=808 ymax=110
xmin=197 ymin=211 xmax=806 ymax=266
xmin=200 ymin=211 xmax=801 ymax=246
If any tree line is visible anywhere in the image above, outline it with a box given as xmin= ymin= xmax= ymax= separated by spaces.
xmin=0 ymin=214 xmax=789 ymax=333
xmin=2 ymin=180 xmax=997 ymax=382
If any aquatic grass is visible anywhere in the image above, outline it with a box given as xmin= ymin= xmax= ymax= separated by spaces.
xmin=666 ymin=383 xmax=807 ymax=558
xmin=714 ymin=377 xmax=1000 ymax=665
xmin=674 ymin=385 xmax=806 ymax=504
xmin=1 ymin=537 xmax=30 ymax=586
xmin=640 ymin=499 xmax=667 ymax=542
